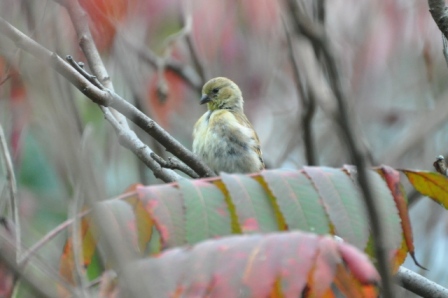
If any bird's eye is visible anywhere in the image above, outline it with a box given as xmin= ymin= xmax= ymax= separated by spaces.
xmin=212 ymin=88 xmax=219 ymax=94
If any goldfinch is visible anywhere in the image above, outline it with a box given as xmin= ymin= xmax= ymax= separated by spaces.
xmin=192 ymin=77 xmax=264 ymax=174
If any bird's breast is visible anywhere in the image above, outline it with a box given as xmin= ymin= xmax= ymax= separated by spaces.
xmin=193 ymin=111 xmax=261 ymax=173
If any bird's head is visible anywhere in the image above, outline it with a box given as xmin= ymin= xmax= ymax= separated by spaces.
xmin=200 ymin=77 xmax=243 ymax=111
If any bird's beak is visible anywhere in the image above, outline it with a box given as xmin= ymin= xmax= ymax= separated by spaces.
xmin=200 ymin=94 xmax=211 ymax=105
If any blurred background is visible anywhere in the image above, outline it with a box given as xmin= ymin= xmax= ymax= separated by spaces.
xmin=0 ymin=0 xmax=447 ymax=296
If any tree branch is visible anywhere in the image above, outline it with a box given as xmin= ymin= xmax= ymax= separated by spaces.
xmin=56 ymin=0 xmax=129 ymax=128
xmin=428 ymin=0 xmax=448 ymax=40
xmin=286 ymin=1 xmax=395 ymax=297
xmin=283 ymin=18 xmax=317 ymax=166
xmin=150 ymin=152 xmax=199 ymax=179
xmin=396 ymin=266 xmax=448 ymax=298
xmin=0 ymin=125 xmax=21 ymax=262
xmin=0 ymin=17 xmax=215 ymax=179
xmin=103 ymin=107 xmax=180 ymax=182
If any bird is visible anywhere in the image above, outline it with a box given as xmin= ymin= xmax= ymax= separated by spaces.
xmin=192 ymin=77 xmax=264 ymax=174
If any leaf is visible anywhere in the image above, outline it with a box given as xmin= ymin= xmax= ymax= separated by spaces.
xmin=118 ymin=232 xmax=379 ymax=298
xmin=124 ymin=194 xmax=154 ymax=254
xmin=379 ymin=166 xmax=426 ymax=270
xmin=343 ymin=166 xmax=403 ymax=252
xmin=303 ymin=167 xmax=369 ymax=250
xmin=260 ymin=169 xmax=330 ymax=234
xmin=137 ymin=184 xmax=186 ymax=248
xmin=220 ymin=173 xmax=279 ymax=233
xmin=402 ymin=169 xmax=448 ymax=208
xmin=178 ymin=179 xmax=232 ymax=245
xmin=59 ymin=216 xmax=97 ymax=284
xmin=61 ymin=167 xmax=415 ymax=283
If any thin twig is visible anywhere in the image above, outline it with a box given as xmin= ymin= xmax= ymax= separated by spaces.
xmin=0 ymin=125 xmax=20 ymax=262
xmin=18 ymin=209 xmax=90 ymax=265
xmin=0 ymin=74 xmax=10 ymax=86
xmin=120 ymin=35 xmax=202 ymax=91
xmin=181 ymin=0 xmax=206 ymax=85
xmin=151 ymin=152 xmax=199 ymax=179
xmin=66 ymin=55 xmax=103 ymax=89
xmin=286 ymin=1 xmax=395 ymax=297
xmin=283 ymin=17 xmax=317 ymax=166
xmin=0 ymin=226 xmax=77 ymax=297
xmin=0 ymin=17 xmax=215 ymax=178
xmin=314 ymin=0 xmax=326 ymax=24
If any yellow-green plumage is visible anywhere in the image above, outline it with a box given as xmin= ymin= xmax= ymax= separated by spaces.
xmin=193 ymin=77 xmax=264 ymax=174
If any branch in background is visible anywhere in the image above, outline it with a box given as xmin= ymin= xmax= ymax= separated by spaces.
xmin=428 ymin=0 xmax=448 ymax=41
xmin=314 ymin=0 xmax=326 ymax=24
xmin=285 ymin=1 xmax=395 ymax=297
xmin=283 ymin=18 xmax=317 ymax=166
xmin=122 ymin=36 xmax=202 ymax=92
xmin=381 ymin=89 xmax=448 ymax=164
xmin=0 ymin=17 xmax=215 ymax=178
xmin=150 ymin=153 xmax=199 ymax=179
xmin=0 ymin=125 xmax=21 ymax=262
xmin=181 ymin=0 xmax=207 ymax=85
xmin=56 ymin=0 xmax=129 ymax=129
xmin=0 ymin=223 xmax=77 ymax=297
xmin=442 ymin=35 xmax=448 ymax=67
xmin=396 ymin=266 xmax=448 ymax=298
xmin=19 ymin=210 xmax=89 ymax=265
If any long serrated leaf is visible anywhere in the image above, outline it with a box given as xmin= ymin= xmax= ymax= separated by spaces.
xmin=345 ymin=166 xmax=403 ymax=254
xmin=178 ymin=179 xmax=231 ymax=245
xmin=220 ymin=173 xmax=278 ymax=233
xmin=124 ymin=232 xmax=379 ymax=298
xmin=304 ymin=167 xmax=369 ymax=250
xmin=261 ymin=169 xmax=330 ymax=234
xmin=137 ymin=184 xmax=186 ymax=248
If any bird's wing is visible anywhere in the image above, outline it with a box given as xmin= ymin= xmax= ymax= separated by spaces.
xmin=234 ymin=112 xmax=265 ymax=170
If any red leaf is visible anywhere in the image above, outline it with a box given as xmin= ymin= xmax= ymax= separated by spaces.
xmin=121 ymin=232 xmax=379 ymax=297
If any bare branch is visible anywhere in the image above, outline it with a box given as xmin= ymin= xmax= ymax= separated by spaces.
xmin=0 ymin=17 xmax=215 ymax=178
xmin=0 ymin=222 xmax=77 ymax=297
xmin=283 ymin=18 xmax=317 ymax=166
xmin=65 ymin=54 xmax=181 ymax=182
xmin=0 ymin=125 xmax=20 ymax=262
xmin=286 ymin=1 xmax=395 ymax=296
xmin=18 ymin=210 xmax=90 ymax=265
xmin=56 ymin=0 xmax=129 ymax=129
xmin=103 ymin=107 xmax=181 ymax=182
xmin=428 ymin=0 xmax=448 ymax=41
xmin=121 ymin=36 xmax=202 ymax=91
xmin=181 ymin=1 xmax=207 ymax=85
xmin=66 ymin=55 xmax=103 ymax=89
xmin=396 ymin=266 xmax=448 ymax=298
xmin=382 ymin=88 xmax=448 ymax=164
xmin=151 ymin=152 xmax=199 ymax=179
